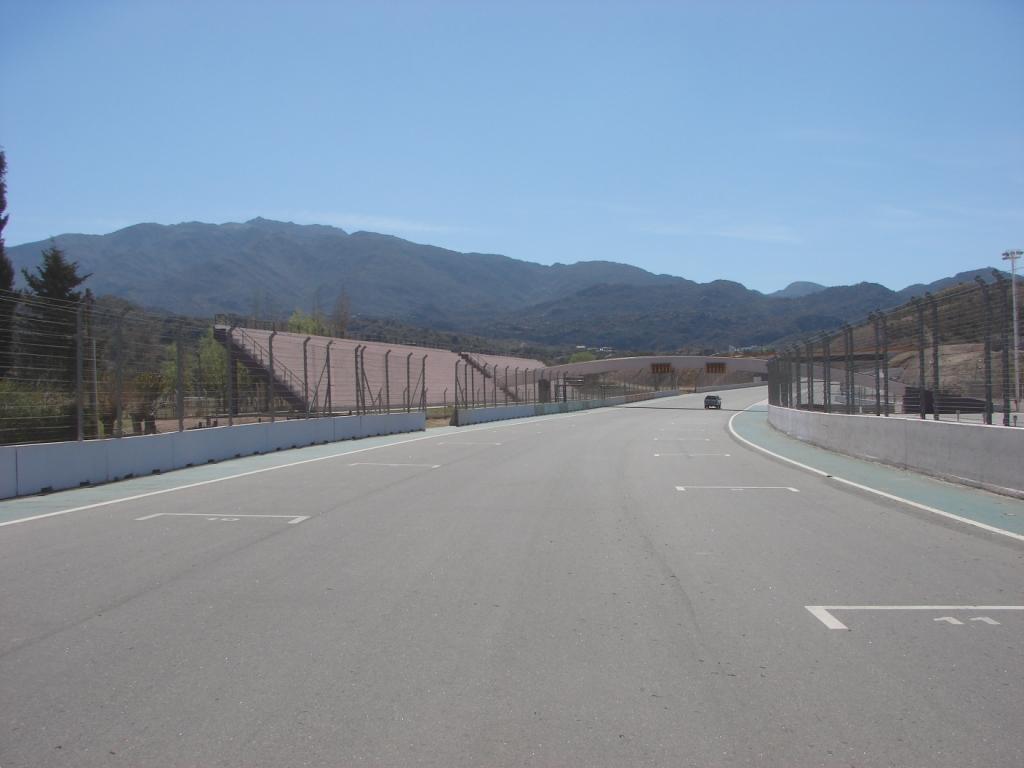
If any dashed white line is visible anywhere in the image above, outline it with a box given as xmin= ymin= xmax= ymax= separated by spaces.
xmin=675 ymin=485 xmax=798 ymax=492
xmin=135 ymin=512 xmax=310 ymax=525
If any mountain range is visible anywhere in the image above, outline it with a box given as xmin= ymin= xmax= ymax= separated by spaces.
xmin=7 ymin=218 xmax=1003 ymax=351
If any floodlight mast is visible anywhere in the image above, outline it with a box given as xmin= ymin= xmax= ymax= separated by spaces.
xmin=1002 ymin=249 xmax=1022 ymax=413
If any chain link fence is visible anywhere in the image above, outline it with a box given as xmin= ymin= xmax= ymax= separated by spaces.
xmin=767 ymin=272 xmax=1022 ymax=426
xmin=0 ymin=291 xmax=554 ymax=445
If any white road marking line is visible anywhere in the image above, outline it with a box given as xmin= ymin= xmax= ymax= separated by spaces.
xmin=675 ymin=485 xmax=799 ymax=492
xmin=805 ymin=605 xmax=1024 ymax=630
xmin=970 ymin=617 xmax=1000 ymax=625
xmin=934 ymin=617 xmax=963 ymax=625
xmin=727 ymin=403 xmax=1024 ymax=544
xmin=348 ymin=462 xmax=441 ymax=468
xmin=806 ymin=606 xmax=849 ymax=629
xmin=135 ymin=512 xmax=310 ymax=524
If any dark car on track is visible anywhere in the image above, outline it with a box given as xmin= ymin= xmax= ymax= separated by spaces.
xmin=704 ymin=395 xmax=722 ymax=409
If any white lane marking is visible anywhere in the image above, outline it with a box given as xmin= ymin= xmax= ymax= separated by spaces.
xmin=675 ymin=485 xmax=799 ymax=492
xmin=934 ymin=616 xmax=964 ymax=625
xmin=970 ymin=617 xmax=1000 ymax=625
xmin=806 ymin=606 xmax=849 ymax=629
xmin=135 ymin=512 xmax=310 ymax=524
xmin=0 ymin=407 xmax=615 ymax=528
xmin=727 ymin=404 xmax=1024 ymax=544
xmin=348 ymin=462 xmax=441 ymax=468
xmin=805 ymin=605 xmax=1024 ymax=630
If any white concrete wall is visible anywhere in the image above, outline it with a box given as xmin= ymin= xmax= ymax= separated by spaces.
xmin=768 ymin=405 xmax=1024 ymax=498
xmin=695 ymin=382 xmax=766 ymax=393
xmin=453 ymin=390 xmax=677 ymax=426
xmin=0 ymin=412 xmax=426 ymax=499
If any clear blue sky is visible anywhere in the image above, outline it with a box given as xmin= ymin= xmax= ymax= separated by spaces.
xmin=1 ymin=0 xmax=1021 ymax=293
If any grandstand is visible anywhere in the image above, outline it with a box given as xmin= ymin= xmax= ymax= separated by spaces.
xmin=213 ymin=326 xmax=546 ymax=415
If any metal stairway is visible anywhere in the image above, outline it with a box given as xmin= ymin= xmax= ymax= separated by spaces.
xmin=213 ymin=326 xmax=309 ymax=412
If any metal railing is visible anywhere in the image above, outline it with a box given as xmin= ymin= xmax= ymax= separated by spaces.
xmin=767 ymin=271 xmax=1022 ymax=426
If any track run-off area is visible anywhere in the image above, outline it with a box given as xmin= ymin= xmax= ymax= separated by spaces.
xmin=1 ymin=388 xmax=1021 ymax=767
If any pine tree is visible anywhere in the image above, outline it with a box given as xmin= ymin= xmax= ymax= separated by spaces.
xmin=20 ymin=244 xmax=90 ymax=387
xmin=22 ymin=244 xmax=90 ymax=301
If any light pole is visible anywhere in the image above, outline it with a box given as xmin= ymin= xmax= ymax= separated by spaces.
xmin=1003 ymin=250 xmax=1022 ymax=413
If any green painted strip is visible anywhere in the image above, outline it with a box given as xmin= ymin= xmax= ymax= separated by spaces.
xmin=731 ymin=406 xmax=1024 ymax=537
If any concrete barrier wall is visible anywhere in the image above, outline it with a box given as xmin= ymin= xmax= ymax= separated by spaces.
xmin=453 ymin=390 xmax=677 ymax=426
xmin=695 ymin=382 xmax=765 ymax=393
xmin=0 ymin=412 xmax=426 ymax=500
xmin=768 ymin=405 xmax=1024 ymax=498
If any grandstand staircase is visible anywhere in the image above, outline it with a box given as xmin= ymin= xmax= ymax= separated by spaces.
xmin=458 ymin=352 xmax=521 ymax=403
xmin=213 ymin=326 xmax=309 ymax=412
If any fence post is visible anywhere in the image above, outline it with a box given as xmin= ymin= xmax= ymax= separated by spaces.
xmin=844 ymin=325 xmax=854 ymax=414
xmin=75 ymin=302 xmax=85 ymax=441
xmin=325 ymin=340 xmax=333 ymax=415
xmin=268 ymin=330 xmax=277 ymax=423
xmin=225 ymin=326 xmax=235 ymax=426
xmin=912 ymin=298 xmax=926 ymax=419
xmin=504 ymin=366 xmax=509 ymax=406
xmin=114 ymin=316 xmax=124 ymax=437
xmin=421 ymin=354 xmax=427 ymax=410
xmin=822 ymin=333 xmax=832 ymax=413
xmin=470 ymin=365 xmax=476 ymax=409
xmin=91 ymin=335 xmax=101 ymax=437
xmin=805 ymin=339 xmax=815 ymax=410
xmin=353 ymin=345 xmax=362 ymax=415
xmin=176 ymin=324 xmax=185 ymax=432
xmin=407 ymin=352 xmax=414 ymax=413
xmin=303 ymin=337 xmax=310 ymax=417
xmin=360 ymin=346 xmax=371 ymax=413
xmin=454 ymin=362 xmax=460 ymax=412
xmin=994 ymin=272 xmax=1012 ymax=426
xmin=927 ymin=293 xmax=940 ymax=420
xmin=975 ymin=277 xmax=994 ymax=425
xmin=782 ymin=350 xmax=789 ymax=407
xmin=870 ymin=314 xmax=880 ymax=416
xmin=463 ymin=360 xmax=469 ymax=410
xmin=384 ymin=350 xmax=391 ymax=414
xmin=880 ymin=313 xmax=890 ymax=415
xmin=790 ymin=348 xmax=798 ymax=409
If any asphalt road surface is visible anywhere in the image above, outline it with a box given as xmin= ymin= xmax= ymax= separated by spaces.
xmin=1 ymin=388 xmax=1022 ymax=767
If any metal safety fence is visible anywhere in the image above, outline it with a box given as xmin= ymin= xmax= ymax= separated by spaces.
xmin=767 ymin=272 xmax=1022 ymax=426
xmin=0 ymin=291 xmax=534 ymax=445
xmin=451 ymin=358 xmax=675 ymax=411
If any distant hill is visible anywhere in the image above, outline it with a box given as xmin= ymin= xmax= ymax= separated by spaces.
xmin=7 ymin=219 xmax=676 ymax=321
xmin=8 ymin=218 xmax=1005 ymax=351
xmin=769 ymin=281 xmax=827 ymax=299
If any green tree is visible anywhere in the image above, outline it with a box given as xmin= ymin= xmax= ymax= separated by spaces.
xmin=287 ymin=309 xmax=329 ymax=336
xmin=0 ymin=149 xmax=15 ymax=378
xmin=20 ymin=244 xmax=90 ymax=387
xmin=22 ymin=243 xmax=90 ymax=301
xmin=568 ymin=350 xmax=596 ymax=363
